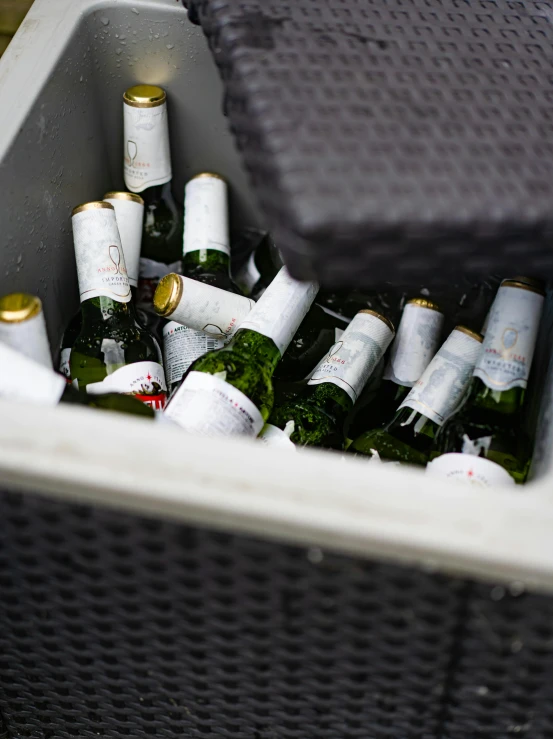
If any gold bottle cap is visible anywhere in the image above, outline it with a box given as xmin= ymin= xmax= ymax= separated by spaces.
xmin=0 ymin=293 xmax=42 ymax=323
xmin=189 ymin=172 xmax=227 ymax=183
xmin=359 ymin=309 xmax=395 ymax=334
xmin=454 ymin=325 xmax=484 ymax=343
xmin=72 ymin=201 xmax=114 ymax=216
xmin=103 ymin=191 xmax=144 ymax=205
xmin=154 ymin=273 xmax=183 ymax=317
xmin=501 ymin=277 xmax=545 ymax=296
xmin=123 ymin=85 xmax=166 ymax=108
xmin=407 ymin=297 xmax=442 ymax=313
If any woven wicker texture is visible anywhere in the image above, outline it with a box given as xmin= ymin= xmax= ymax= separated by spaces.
xmin=186 ymin=0 xmax=553 ymax=286
xmin=0 ymin=489 xmax=466 ymax=738
xmin=444 ymin=583 xmax=553 ymax=738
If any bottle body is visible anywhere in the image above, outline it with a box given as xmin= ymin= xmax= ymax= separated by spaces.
xmin=434 ymin=280 xmax=544 ymax=483
xmin=165 ymin=268 xmax=318 ymax=437
xmin=69 ymin=201 xmax=167 ymax=410
xmin=351 ymin=327 xmax=484 ymax=465
xmin=271 ymin=310 xmax=395 ymax=448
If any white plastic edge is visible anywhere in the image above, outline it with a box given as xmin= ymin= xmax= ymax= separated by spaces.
xmin=1 ymin=398 xmax=553 ymax=594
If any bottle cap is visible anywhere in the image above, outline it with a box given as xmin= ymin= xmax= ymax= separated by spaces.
xmin=407 ymin=297 xmax=442 ymax=313
xmin=72 ymin=201 xmax=114 ymax=216
xmin=190 ymin=172 xmax=227 ymax=183
xmin=454 ymin=325 xmax=484 ymax=343
xmin=0 ymin=293 xmax=42 ymax=323
xmin=359 ymin=309 xmax=395 ymax=334
xmin=154 ymin=274 xmax=183 ymax=317
xmin=103 ymin=191 xmax=144 ymax=205
xmin=123 ymin=84 xmax=166 ymax=108
xmin=501 ymin=277 xmax=545 ymax=296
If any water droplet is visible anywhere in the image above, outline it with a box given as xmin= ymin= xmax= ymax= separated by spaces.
xmin=166 ymin=44 xmax=174 ymax=50
xmin=131 ymin=7 xmax=139 ymax=14
xmin=100 ymin=16 xmax=110 ymax=26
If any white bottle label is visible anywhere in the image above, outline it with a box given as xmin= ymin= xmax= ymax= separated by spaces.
xmin=0 ymin=342 xmax=65 ymax=405
xmin=473 ymin=284 xmax=544 ymax=391
xmin=384 ymin=303 xmax=444 ymax=386
xmin=59 ymin=348 xmax=72 ymax=380
xmin=86 ymin=361 xmax=167 ymax=410
xmin=168 ymin=276 xmax=254 ymax=338
xmin=239 ymin=267 xmax=319 ymax=355
xmin=72 ymin=207 xmax=131 ymax=303
xmin=308 ymin=312 xmax=394 ymax=402
xmin=162 ymin=321 xmax=224 ymax=385
xmin=104 ymin=197 xmax=144 ymax=288
xmin=400 ymin=328 xmax=483 ymax=426
xmin=165 ymin=370 xmax=264 ymax=437
xmin=258 ymin=423 xmax=296 ymax=451
xmin=123 ymin=101 xmax=172 ymax=192
xmin=0 ymin=310 xmax=53 ymax=369
xmin=183 ymin=175 xmax=229 ymax=256
xmin=235 ymin=251 xmax=261 ymax=295
xmin=426 ymin=453 xmax=515 ymax=487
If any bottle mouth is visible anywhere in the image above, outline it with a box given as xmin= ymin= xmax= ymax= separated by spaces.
xmin=0 ymin=293 xmax=42 ymax=323
xmin=407 ymin=297 xmax=442 ymax=313
xmin=72 ymin=201 xmax=114 ymax=217
xmin=358 ymin=309 xmax=395 ymax=334
xmin=123 ymin=85 xmax=166 ymax=108
xmin=103 ymin=191 xmax=144 ymax=206
xmin=188 ymin=172 xmax=227 ymax=184
xmin=154 ymin=273 xmax=183 ymax=317
xmin=501 ymin=277 xmax=545 ymax=296
xmin=454 ymin=326 xmax=484 ymax=343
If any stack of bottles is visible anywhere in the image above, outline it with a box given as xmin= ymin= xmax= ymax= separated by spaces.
xmin=0 ymin=84 xmax=545 ymax=488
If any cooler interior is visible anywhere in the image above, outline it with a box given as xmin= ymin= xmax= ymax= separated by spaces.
xmin=1 ymin=1 xmax=553 ymax=737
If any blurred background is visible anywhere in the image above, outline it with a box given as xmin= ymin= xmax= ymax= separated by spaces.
xmin=0 ymin=0 xmax=33 ymax=56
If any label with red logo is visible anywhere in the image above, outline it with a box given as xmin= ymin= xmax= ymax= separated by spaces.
xmin=426 ymin=453 xmax=515 ymax=487
xmin=308 ymin=311 xmax=394 ymax=402
xmin=165 ymin=370 xmax=264 ymax=437
xmin=86 ymin=361 xmax=167 ymax=410
xmin=474 ymin=284 xmax=544 ymax=391
xmin=123 ymin=100 xmax=172 ymax=193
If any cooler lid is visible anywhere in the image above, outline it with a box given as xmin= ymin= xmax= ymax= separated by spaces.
xmin=185 ymin=0 xmax=553 ymax=287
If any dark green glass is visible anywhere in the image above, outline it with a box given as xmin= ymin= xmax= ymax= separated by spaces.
xmin=61 ymin=384 xmax=155 ymax=418
xmin=174 ymin=328 xmax=281 ymax=421
xmin=350 ymin=406 xmax=438 ymax=465
xmin=270 ymin=381 xmax=352 ymax=449
xmin=70 ymin=296 xmax=162 ymax=391
xmin=347 ymin=379 xmax=410 ymax=441
xmin=142 ymin=183 xmax=183 ymax=266
xmin=235 ymin=232 xmax=282 ymax=299
xmin=183 ymin=249 xmax=240 ymax=292
xmin=434 ymin=378 xmax=530 ymax=483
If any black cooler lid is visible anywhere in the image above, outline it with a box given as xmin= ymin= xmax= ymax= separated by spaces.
xmin=186 ymin=0 xmax=553 ymax=287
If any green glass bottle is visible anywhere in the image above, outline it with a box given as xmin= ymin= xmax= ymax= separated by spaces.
xmin=59 ymin=190 xmax=151 ymax=380
xmin=433 ymin=279 xmax=545 ymax=484
xmin=348 ymin=297 xmax=444 ymax=439
xmin=164 ymin=267 xmax=318 ymax=436
xmin=0 ymin=340 xmax=154 ymax=418
xmin=69 ymin=201 xmax=168 ymax=410
xmin=351 ymin=327 xmax=484 ymax=465
xmin=270 ymin=310 xmax=395 ymax=448
xmin=160 ymin=172 xmax=243 ymax=395
xmin=123 ymin=84 xmax=183 ymax=331
xmin=0 ymin=293 xmax=53 ymax=369
xmin=234 ymin=231 xmax=282 ymax=299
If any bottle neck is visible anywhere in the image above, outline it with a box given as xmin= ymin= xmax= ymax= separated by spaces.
xmin=304 ymin=381 xmax=352 ymax=423
xmin=183 ymin=249 xmax=232 ymax=284
xmin=81 ymin=296 xmax=134 ymax=323
xmin=227 ymin=328 xmax=281 ymax=374
xmin=467 ymin=376 xmax=525 ymax=416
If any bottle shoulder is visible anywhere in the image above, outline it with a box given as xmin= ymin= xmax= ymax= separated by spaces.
xmin=271 ymin=399 xmax=339 ymax=448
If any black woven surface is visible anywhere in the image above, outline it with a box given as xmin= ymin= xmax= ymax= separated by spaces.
xmin=0 ymin=488 xmax=466 ymax=738
xmin=186 ymin=0 xmax=553 ymax=287
xmin=444 ymin=583 xmax=553 ymax=738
